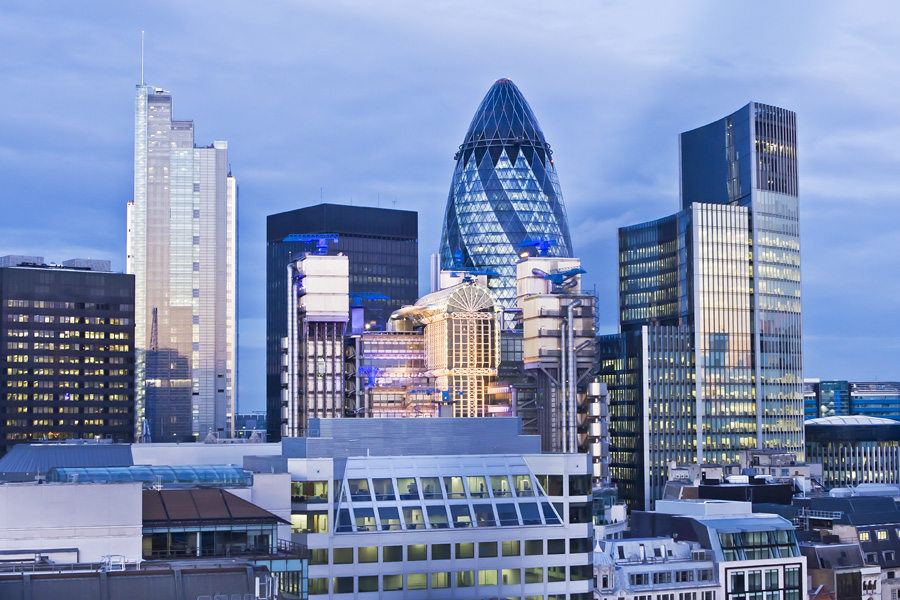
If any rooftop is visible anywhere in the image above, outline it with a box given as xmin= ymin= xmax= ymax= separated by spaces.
xmin=806 ymin=415 xmax=900 ymax=426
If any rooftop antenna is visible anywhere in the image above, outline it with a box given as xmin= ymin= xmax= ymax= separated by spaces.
xmin=141 ymin=30 xmax=145 ymax=85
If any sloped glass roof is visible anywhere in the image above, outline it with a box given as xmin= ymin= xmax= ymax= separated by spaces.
xmin=45 ymin=464 xmax=253 ymax=487
xmin=331 ymin=455 xmax=562 ymax=533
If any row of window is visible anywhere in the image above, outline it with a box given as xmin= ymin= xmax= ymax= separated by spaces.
xmin=4 ymin=393 xmax=131 ymax=401
xmin=5 ymin=418 xmax=128 ymax=427
xmin=310 ymin=566 xmax=592 ymax=595
xmin=859 ymin=529 xmax=899 ymax=542
xmin=5 ymin=300 xmax=132 ymax=311
xmin=309 ymin=539 xmax=592 ymax=566
xmin=629 ymin=570 xmax=714 ymax=586
xmin=630 ymin=592 xmax=715 ymax=600
xmin=6 ymin=368 xmax=132 ymax=376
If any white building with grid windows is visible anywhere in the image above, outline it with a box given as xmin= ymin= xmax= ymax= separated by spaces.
xmin=271 ymin=417 xmax=594 ymax=599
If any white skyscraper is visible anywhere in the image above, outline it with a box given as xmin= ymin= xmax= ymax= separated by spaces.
xmin=128 ymin=84 xmax=237 ymax=442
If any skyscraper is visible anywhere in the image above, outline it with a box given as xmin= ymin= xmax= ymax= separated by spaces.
xmin=129 ymin=85 xmax=237 ymax=442
xmin=266 ymin=204 xmax=418 ymax=440
xmin=439 ymin=78 xmax=573 ymax=308
xmin=598 ymin=102 xmax=803 ymax=510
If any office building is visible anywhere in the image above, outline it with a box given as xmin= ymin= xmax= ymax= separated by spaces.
xmin=129 ymin=84 xmax=237 ymax=443
xmin=598 ymin=102 xmax=804 ymax=510
xmin=805 ymin=379 xmax=900 ymax=421
xmin=399 ymin=280 xmax=502 ymax=418
xmin=282 ymin=254 xmax=350 ymax=438
xmin=266 ymin=204 xmax=418 ymax=440
xmin=439 ymin=78 xmax=574 ymax=309
xmin=805 ymin=415 xmax=900 ymax=488
xmin=630 ymin=500 xmax=806 ymax=600
xmin=0 ymin=258 xmax=135 ymax=454
xmin=800 ymin=542 xmax=880 ymax=600
xmin=276 ymin=417 xmax=594 ymax=600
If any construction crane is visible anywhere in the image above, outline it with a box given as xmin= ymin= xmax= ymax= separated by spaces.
xmin=518 ymin=237 xmax=557 ymax=256
xmin=282 ymin=233 xmax=340 ymax=255
xmin=532 ymin=266 xmax=586 ymax=292
xmin=350 ymin=292 xmax=389 ymax=306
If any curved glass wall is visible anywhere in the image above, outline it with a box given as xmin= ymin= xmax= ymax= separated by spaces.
xmin=439 ymin=78 xmax=573 ymax=308
xmin=45 ymin=464 xmax=253 ymax=487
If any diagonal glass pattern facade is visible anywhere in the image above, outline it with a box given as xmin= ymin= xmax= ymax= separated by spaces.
xmin=440 ymin=79 xmax=573 ymax=308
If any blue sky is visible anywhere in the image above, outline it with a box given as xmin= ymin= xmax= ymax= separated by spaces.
xmin=1 ymin=1 xmax=898 ymax=412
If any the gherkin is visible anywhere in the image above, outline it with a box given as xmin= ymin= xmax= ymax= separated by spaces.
xmin=439 ymin=78 xmax=573 ymax=308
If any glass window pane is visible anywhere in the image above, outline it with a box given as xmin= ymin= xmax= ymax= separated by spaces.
xmin=372 ymin=478 xmax=394 ymax=501
xmin=491 ymin=475 xmax=513 ymax=497
xmin=403 ymin=506 xmax=426 ymax=530
xmin=513 ymin=474 xmax=534 ymax=496
xmin=426 ymin=505 xmax=450 ymax=529
xmin=348 ymin=479 xmax=371 ymax=501
xmin=407 ymin=573 xmax=427 ymax=590
xmin=378 ymin=506 xmax=401 ymax=531
xmin=496 ymin=503 xmax=519 ymax=526
xmin=473 ymin=504 xmax=496 ymax=527
xmin=358 ymin=575 xmax=378 ymax=592
xmin=383 ymin=574 xmax=402 ymax=591
xmin=456 ymin=542 xmax=475 ymax=559
xmin=502 ymin=568 xmax=521 ymax=585
xmin=432 ymin=572 xmax=451 ymax=589
xmin=467 ymin=476 xmax=488 ymax=498
xmin=450 ymin=504 xmax=473 ymax=528
xmin=542 ymin=502 xmax=561 ymax=525
xmin=456 ymin=571 xmax=475 ymax=588
xmin=520 ymin=503 xmax=541 ymax=525
xmin=358 ymin=546 xmax=377 ymax=563
xmin=444 ymin=476 xmax=466 ymax=498
xmin=433 ymin=544 xmax=451 ymax=560
xmin=397 ymin=477 xmax=419 ymax=500
xmin=354 ymin=507 xmax=376 ymax=532
xmin=420 ymin=477 xmax=442 ymax=499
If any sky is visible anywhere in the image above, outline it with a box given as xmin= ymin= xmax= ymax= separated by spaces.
xmin=1 ymin=1 xmax=898 ymax=413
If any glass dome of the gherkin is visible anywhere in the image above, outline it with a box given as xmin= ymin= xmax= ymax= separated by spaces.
xmin=439 ymin=78 xmax=574 ymax=309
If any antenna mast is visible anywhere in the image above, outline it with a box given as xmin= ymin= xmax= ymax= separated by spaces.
xmin=141 ymin=30 xmax=145 ymax=85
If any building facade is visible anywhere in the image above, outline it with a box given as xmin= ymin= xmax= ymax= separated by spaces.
xmin=805 ymin=415 xmax=900 ymax=488
xmin=280 ymin=418 xmax=594 ymax=600
xmin=0 ymin=259 xmax=135 ymax=454
xmin=598 ymin=102 xmax=804 ymax=510
xmin=805 ymin=380 xmax=900 ymax=421
xmin=129 ymin=84 xmax=237 ymax=443
xmin=439 ymin=78 xmax=574 ymax=309
xmin=267 ymin=204 xmax=418 ymax=440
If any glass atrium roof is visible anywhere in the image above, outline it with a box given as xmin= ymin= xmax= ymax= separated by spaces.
xmin=332 ymin=455 xmax=562 ymax=533
xmin=45 ymin=464 xmax=253 ymax=487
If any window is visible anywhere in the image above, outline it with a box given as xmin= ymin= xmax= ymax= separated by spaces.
xmin=383 ymin=545 xmax=402 ymax=562
xmin=309 ymin=578 xmax=328 ymax=595
xmin=653 ymin=572 xmax=672 ymax=584
xmin=407 ymin=573 xmax=427 ymax=590
xmin=524 ymin=540 xmax=543 ymax=555
xmin=867 ymin=553 xmax=878 ymax=563
xmin=382 ymin=574 xmax=402 ymax=591
xmin=403 ymin=506 xmax=425 ymax=529
xmin=520 ymin=502 xmax=542 ymax=525
xmin=630 ymin=573 xmax=650 ymax=586
xmin=479 ymin=570 xmax=498 ymax=586
xmin=309 ymin=548 xmax=328 ymax=565
xmin=548 ymin=566 xmax=566 ymax=582
xmin=456 ymin=571 xmax=475 ymax=588
xmin=537 ymin=474 xmax=564 ymax=495
xmin=677 ymin=570 xmax=694 ymax=583
xmin=569 ymin=474 xmax=591 ymax=495
xmin=420 ymin=477 xmax=442 ymax=499
xmin=426 ymin=505 xmax=450 ymax=529
xmin=358 ymin=546 xmax=377 ymax=563
xmin=731 ymin=571 xmax=745 ymax=593
xmin=860 ymin=531 xmax=871 ymax=542
xmin=479 ymin=542 xmax=498 ymax=558
xmin=502 ymin=540 xmax=520 ymax=556
xmin=496 ymin=503 xmax=519 ymax=526
xmin=502 ymin=568 xmax=522 ymax=585
xmin=358 ymin=575 xmax=378 ymax=593
xmin=456 ymin=542 xmax=475 ymax=559
xmin=548 ymin=539 xmax=566 ymax=554
xmin=433 ymin=544 xmax=451 ymax=560
xmin=570 ymin=537 xmax=591 ymax=554
xmin=378 ymin=506 xmax=401 ymax=530
xmin=879 ymin=530 xmax=889 ymax=541
xmin=524 ymin=567 xmax=543 ymax=584
xmin=329 ymin=547 xmax=351 ymax=565
xmin=450 ymin=504 xmax=473 ymax=527
xmin=332 ymin=577 xmax=353 ymax=594
xmin=491 ymin=475 xmax=513 ymax=497
xmin=468 ymin=476 xmax=488 ymax=498
xmin=473 ymin=504 xmax=496 ymax=527
xmin=765 ymin=569 xmax=778 ymax=589
xmin=407 ymin=544 xmax=426 ymax=561
xmin=397 ymin=477 xmax=419 ymax=500
xmin=432 ymin=572 xmax=451 ymax=589
xmin=571 ymin=565 xmax=592 ymax=581
xmin=372 ymin=477 xmax=394 ymax=501
xmin=444 ymin=476 xmax=466 ymax=498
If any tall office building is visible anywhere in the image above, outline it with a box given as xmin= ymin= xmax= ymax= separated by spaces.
xmin=0 ymin=257 xmax=135 ymax=454
xmin=804 ymin=379 xmax=900 ymax=420
xmin=598 ymin=102 xmax=803 ymax=510
xmin=266 ymin=204 xmax=418 ymax=441
xmin=439 ymin=78 xmax=573 ymax=309
xmin=129 ymin=85 xmax=237 ymax=442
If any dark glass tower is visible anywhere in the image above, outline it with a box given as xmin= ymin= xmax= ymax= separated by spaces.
xmin=439 ymin=78 xmax=573 ymax=308
xmin=0 ymin=258 xmax=135 ymax=454
xmin=266 ymin=204 xmax=418 ymax=440
xmin=598 ymin=102 xmax=803 ymax=510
